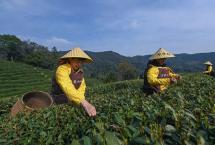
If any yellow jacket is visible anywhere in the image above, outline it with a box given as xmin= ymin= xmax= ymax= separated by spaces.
xmin=147 ymin=66 xmax=178 ymax=91
xmin=203 ymin=65 xmax=213 ymax=74
xmin=56 ymin=63 xmax=86 ymax=104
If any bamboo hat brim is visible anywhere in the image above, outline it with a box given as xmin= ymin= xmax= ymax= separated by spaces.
xmin=149 ymin=48 xmax=175 ymax=60
xmin=204 ymin=61 xmax=213 ymax=66
xmin=60 ymin=47 xmax=93 ymax=63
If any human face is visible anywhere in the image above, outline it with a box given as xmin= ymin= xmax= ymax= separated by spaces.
xmin=156 ymin=58 xmax=166 ymax=65
xmin=69 ymin=58 xmax=83 ymax=71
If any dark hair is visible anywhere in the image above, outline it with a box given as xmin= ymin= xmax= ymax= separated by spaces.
xmin=71 ymin=57 xmax=88 ymax=62
xmin=147 ymin=60 xmax=166 ymax=67
xmin=57 ymin=58 xmax=69 ymax=66
xmin=57 ymin=57 xmax=88 ymax=67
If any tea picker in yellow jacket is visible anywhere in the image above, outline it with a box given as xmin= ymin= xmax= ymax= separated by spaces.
xmin=143 ymin=48 xmax=182 ymax=94
xmin=203 ymin=61 xmax=214 ymax=76
xmin=51 ymin=47 xmax=96 ymax=117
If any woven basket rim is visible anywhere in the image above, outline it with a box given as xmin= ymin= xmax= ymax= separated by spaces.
xmin=21 ymin=91 xmax=53 ymax=110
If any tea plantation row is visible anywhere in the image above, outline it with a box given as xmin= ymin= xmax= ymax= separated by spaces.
xmin=0 ymin=60 xmax=52 ymax=99
xmin=0 ymin=73 xmax=214 ymax=145
xmin=0 ymin=60 xmax=102 ymax=99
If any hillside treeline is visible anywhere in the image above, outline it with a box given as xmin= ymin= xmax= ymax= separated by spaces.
xmin=1 ymin=34 xmax=215 ymax=82
xmin=0 ymin=34 xmax=59 ymax=69
xmin=0 ymin=34 xmax=139 ymax=82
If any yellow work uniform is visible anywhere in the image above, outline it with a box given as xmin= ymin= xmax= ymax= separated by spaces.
xmin=203 ymin=65 xmax=213 ymax=74
xmin=56 ymin=63 xmax=86 ymax=104
xmin=147 ymin=65 xmax=178 ymax=91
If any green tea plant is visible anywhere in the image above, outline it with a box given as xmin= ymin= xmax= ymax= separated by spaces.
xmin=0 ymin=73 xmax=214 ymax=145
xmin=0 ymin=60 xmax=102 ymax=99
xmin=0 ymin=60 xmax=52 ymax=99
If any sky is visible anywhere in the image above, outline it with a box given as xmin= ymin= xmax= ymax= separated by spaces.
xmin=0 ymin=0 xmax=214 ymax=56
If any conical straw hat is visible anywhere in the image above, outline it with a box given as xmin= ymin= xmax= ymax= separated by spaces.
xmin=204 ymin=61 xmax=213 ymax=65
xmin=149 ymin=48 xmax=175 ymax=60
xmin=60 ymin=47 xmax=93 ymax=63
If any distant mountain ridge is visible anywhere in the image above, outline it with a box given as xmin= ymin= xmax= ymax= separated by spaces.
xmin=1 ymin=34 xmax=213 ymax=75
xmin=59 ymin=50 xmax=215 ymax=75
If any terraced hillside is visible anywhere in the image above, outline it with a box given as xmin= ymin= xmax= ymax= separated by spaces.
xmin=0 ymin=60 xmax=52 ymax=99
xmin=0 ymin=73 xmax=214 ymax=145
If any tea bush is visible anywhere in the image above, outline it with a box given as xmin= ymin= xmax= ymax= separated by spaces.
xmin=0 ymin=73 xmax=215 ymax=145
xmin=0 ymin=60 xmax=102 ymax=99
xmin=0 ymin=60 xmax=52 ymax=99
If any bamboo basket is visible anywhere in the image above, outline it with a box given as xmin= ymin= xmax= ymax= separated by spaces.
xmin=11 ymin=91 xmax=53 ymax=117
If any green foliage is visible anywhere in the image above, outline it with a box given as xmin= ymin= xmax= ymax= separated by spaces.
xmin=103 ymin=72 xmax=118 ymax=83
xmin=0 ymin=34 xmax=21 ymax=43
xmin=117 ymin=61 xmax=138 ymax=80
xmin=0 ymin=35 xmax=215 ymax=144
xmin=0 ymin=73 xmax=215 ymax=144
xmin=0 ymin=60 xmax=52 ymax=99
xmin=1 ymin=34 xmax=215 ymax=79
xmin=0 ymin=35 xmax=59 ymax=69
xmin=85 ymin=78 xmax=103 ymax=88
xmin=0 ymin=60 xmax=101 ymax=99
xmin=0 ymin=34 xmax=22 ymax=61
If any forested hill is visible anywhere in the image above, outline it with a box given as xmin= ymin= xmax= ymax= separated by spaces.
xmin=83 ymin=51 xmax=215 ymax=74
xmin=1 ymin=34 xmax=215 ymax=78
xmin=167 ymin=52 xmax=215 ymax=72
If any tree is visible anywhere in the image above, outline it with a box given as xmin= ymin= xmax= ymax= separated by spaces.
xmin=117 ymin=61 xmax=138 ymax=80
xmin=0 ymin=35 xmax=22 ymax=61
xmin=0 ymin=42 xmax=7 ymax=59
xmin=51 ymin=46 xmax=58 ymax=58
xmin=104 ymin=72 xmax=118 ymax=83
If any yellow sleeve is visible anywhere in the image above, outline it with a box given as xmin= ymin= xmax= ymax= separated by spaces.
xmin=147 ymin=67 xmax=170 ymax=86
xmin=209 ymin=66 xmax=212 ymax=72
xmin=77 ymin=78 xmax=86 ymax=97
xmin=203 ymin=66 xmax=213 ymax=74
xmin=56 ymin=65 xmax=85 ymax=105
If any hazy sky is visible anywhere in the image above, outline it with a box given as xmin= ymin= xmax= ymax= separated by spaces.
xmin=0 ymin=0 xmax=214 ymax=56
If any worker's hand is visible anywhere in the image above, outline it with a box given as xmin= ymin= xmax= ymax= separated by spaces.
xmin=176 ymin=74 xmax=182 ymax=80
xmin=81 ymin=100 xmax=96 ymax=117
xmin=170 ymin=78 xmax=177 ymax=84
